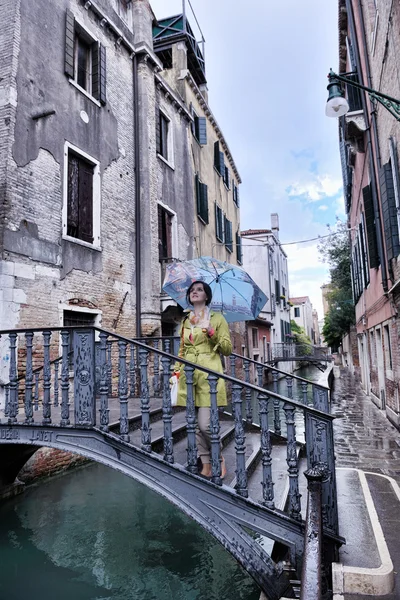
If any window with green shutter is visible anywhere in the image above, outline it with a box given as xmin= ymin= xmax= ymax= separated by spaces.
xmin=223 ymin=166 xmax=230 ymax=189
xmin=233 ymin=183 xmax=240 ymax=207
xmin=195 ymin=174 xmax=209 ymax=224
xmin=214 ymin=141 xmax=225 ymax=176
xmin=236 ymin=232 xmax=242 ymax=264
xmin=362 ymin=184 xmax=380 ymax=269
xmin=215 ymin=204 xmax=224 ymax=241
xmin=224 ymin=217 xmax=233 ymax=252
xmin=380 ymin=161 xmax=400 ymax=262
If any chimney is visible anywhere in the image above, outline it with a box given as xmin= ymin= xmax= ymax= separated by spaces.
xmin=271 ymin=213 xmax=279 ymax=238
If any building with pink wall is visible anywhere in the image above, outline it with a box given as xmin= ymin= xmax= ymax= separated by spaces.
xmin=336 ymin=0 xmax=400 ymax=427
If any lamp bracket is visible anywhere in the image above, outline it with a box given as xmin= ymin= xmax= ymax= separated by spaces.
xmin=328 ymin=69 xmax=400 ymax=122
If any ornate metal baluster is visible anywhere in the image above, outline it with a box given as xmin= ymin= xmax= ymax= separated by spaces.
xmin=99 ymin=332 xmax=109 ymax=432
xmin=129 ymin=343 xmax=135 ymax=398
xmin=139 ymin=348 xmax=151 ymax=451
xmin=285 ymin=376 xmax=293 ymax=400
xmin=53 ymin=359 xmax=59 ymax=407
xmin=107 ymin=340 xmax=112 ymax=397
xmin=8 ymin=332 xmax=18 ymax=424
xmin=259 ymin=391 xmax=274 ymax=509
xmin=118 ymin=340 xmax=130 ymax=442
xmin=24 ymin=331 xmax=34 ymax=424
xmin=73 ymin=329 xmax=95 ymax=426
xmin=256 ymin=363 xmax=264 ymax=388
xmin=230 ymin=355 xmax=236 ymax=379
xmin=4 ymin=384 xmax=10 ymax=418
xmin=42 ymin=330 xmax=52 ymax=425
xmin=272 ymin=371 xmax=281 ymax=435
xmin=301 ymin=380 xmax=308 ymax=406
xmin=313 ymin=386 xmax=329 ymax=412
xmin=161 ymin=350 xmax=174 ymax=464
xmin=60 ymin=330 xmax=70 ymax=426
xmin=244 ymin=360 xmax=252 ymax=423
xmin=153 ymin=340 xmax=160 ymax=396
xmin=34 ymin=371 xmax=39 ymax=411
xmin=284 ymin=402 xmax=301 ymax=521
xmin=233 ymin=382 xmax=247 ymax=497
xmin=208 ymin=373 xmax=222 ymax=485
xmin=185 ymin=364 xmax=197 ymax=473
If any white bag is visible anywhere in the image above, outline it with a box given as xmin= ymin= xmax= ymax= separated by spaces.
xmin=170 ymin=374 xmax=178 ymax=407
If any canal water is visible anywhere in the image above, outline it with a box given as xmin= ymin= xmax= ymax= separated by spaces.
xmin=0 ymin=365 xmax=325 ymax=600
xmin=0 ymin=464 xmax=261 ymax=600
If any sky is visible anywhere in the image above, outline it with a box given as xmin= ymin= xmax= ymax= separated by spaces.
xmin=149 ymin=0 xmax=344 ymax=318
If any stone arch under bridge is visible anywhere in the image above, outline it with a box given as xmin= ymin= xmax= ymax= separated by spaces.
xmin=0 ymin=424 xmax=304 ymax=600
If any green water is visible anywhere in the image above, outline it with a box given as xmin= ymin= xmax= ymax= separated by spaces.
xmin=0 ymin=463 xmax=261 ymax=600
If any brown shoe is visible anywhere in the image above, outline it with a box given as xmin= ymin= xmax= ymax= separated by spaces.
xmin=200 ymin=462 xmax=212 ymax=478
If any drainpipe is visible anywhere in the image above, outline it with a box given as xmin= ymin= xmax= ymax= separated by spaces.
xmin=345 ymin=0 xmax=388 ymax=291
xmin=133 ymin=54 xmax=142 ymax=336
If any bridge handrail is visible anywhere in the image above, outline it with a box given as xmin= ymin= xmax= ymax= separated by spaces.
xmin=96 ymin=327 xmax=334 ymax=421
xmin=0 ymin=326 xmax=333 ymax=420
xmin=230 ymin=352 xmax=330 ymax=392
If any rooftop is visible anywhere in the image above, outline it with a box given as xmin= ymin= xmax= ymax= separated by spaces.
xmin=289 ymin=296 xmax=311 ymax=305
xmin=152 ymin=13 xmax=206 ymax=86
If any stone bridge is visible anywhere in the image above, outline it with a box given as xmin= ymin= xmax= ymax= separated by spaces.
xmin=0 ymin=326 xmax=343 ymax=600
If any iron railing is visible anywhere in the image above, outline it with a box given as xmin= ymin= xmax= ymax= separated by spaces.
xmin=0 ymin=326 xmax=342 ymax=597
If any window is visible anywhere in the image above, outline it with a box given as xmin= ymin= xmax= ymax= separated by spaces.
xmin=195 ymin=175 xmax=209 ymax=224
xmin=233 ymin=182 xmax=240 ymax=207
xmin=66 ymin=150 xmax=96 ymax=244
xmin=215 ymin=204 xmax=224 ymax=242
xmin=252 ymin=328 xmax=259 ymax=348
xmin=275 ymin=280 xmax=280 ymax=304
xmin=380 ymin=155 xmax=400 ymax=261
xmin=191 ymin=107 xmax=207 ymax=145
xmin=294 ymin=307 xmax=300 ymax=318
xmin=157 ymin=111 xmax=169 ymax=160
xmin=223 ymin=166 xmax=230 ymax=190
xmin=236 ymin=231 xmax=242 ymax=264
xmin=224 ymin=217 xmax=233 ymax=252
xmin=214 ymin=141 xmax=224 ymax=176
xmin=158 ymin=205 xmax=173 ymax=260
xmin=370 ymin=331 xmax=376 ymax=367
xmin=389 ymin=137 xmax=400 ymax=241
xmin=383 ymin=324 xmax=392 ymax=371
xmin=65 ymin=10 xmax=106 ymax=104
xmin=362 ymin=184 xmax=380 ymax=268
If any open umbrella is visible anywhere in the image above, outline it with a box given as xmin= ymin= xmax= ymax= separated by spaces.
xmin=162 ymin=257 xmax=268 ymax=323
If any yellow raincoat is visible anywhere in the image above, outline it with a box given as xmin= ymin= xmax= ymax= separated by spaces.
xmin=174 ymin=311 xmax=232 ymax=407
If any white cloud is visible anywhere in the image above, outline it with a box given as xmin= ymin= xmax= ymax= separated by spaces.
xmin=318 ymin=204 xmax=329 ymax=211
xmin=287 ymin=175 xmax=343 ymax=202
xmin=335 ymin=195 xmax=346 ymax=217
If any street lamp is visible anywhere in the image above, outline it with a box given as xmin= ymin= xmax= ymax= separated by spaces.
xmin=325 ymin=69 xmax=400 ymax=121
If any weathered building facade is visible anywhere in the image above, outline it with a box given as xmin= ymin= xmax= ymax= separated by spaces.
xmin=152 ymin=9 xmax=243 ymax=345
xmin=0 ymin=0 xmax=194 ymax=363
xmin=337 ymin=0 xmax=400 ymax=427
xmin=241 ymin=214 xmax=291 ymax=353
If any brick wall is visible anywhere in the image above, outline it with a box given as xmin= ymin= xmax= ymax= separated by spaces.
xmin=17 ymin=447 xmax=88 ymax=484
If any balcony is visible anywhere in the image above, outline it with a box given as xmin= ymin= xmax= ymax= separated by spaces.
xmin=153 ymin=14 xmax=206 ymax=86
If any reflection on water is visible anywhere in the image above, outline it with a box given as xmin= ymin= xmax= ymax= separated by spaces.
xmin=0 ymin=464 xmax=260 ymax=600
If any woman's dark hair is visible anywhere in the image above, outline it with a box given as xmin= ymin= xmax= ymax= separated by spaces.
xmin=186 ymin=280 xmax=212 ymax=306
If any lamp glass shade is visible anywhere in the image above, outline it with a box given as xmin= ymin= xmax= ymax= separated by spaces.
xmin=325 ymin=95 xmax=350 ymax=118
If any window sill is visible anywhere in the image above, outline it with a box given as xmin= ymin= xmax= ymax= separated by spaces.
xmin=63 ymin=235 xmax=102 ymax=252
xmin=213 ymin=166 xmax=222 ymax=177
xmin=197 ymin=214 xmax=208 ymax=226
xmin=157 ymin=153 xmax=175 ymax=170
xmin=69 ymin=79 xmax=101 ymax=107
xmin=223 ymin=183 xmax=230 ymax=192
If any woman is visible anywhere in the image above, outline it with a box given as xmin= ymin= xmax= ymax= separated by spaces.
xmin=173 ymin=280 xmax=232 ymax=479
